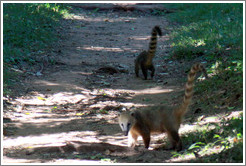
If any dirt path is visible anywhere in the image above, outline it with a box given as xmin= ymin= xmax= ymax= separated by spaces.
xmin=3 ymin=4 xmax=198 ymax=163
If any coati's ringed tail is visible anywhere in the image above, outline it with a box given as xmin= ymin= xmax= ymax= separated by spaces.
xmin=175 ymin=63 xmax=208 ymax=121
xmin=135 ymin=26 xmax=162 ymax=80
xmin=119 ymin=63 xmax=208 ymax=151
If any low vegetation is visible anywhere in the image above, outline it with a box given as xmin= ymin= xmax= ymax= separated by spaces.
xmin=3 ymin=3 xmax=71 ymax=96
xmin=163 ymin=3 xmax=243 ymax=162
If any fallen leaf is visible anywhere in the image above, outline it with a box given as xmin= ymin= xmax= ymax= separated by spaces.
xmin=76 ymin=112 xmax=85 ymax=116
xmin=37 ymin=97 xmax=46 ymax=101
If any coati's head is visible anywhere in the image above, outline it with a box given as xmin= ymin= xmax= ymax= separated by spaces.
xmin=118 ymin=112 xmax=136 ymax=136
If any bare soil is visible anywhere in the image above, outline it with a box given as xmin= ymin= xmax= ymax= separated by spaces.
xmin=3 ymin=4 xmax=207 ymax=164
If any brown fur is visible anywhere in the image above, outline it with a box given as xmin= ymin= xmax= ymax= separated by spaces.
xmin=135 ymin=26 xmax=162 ymax=80
xmin=119 ymin=63 xmax=208 ymax=151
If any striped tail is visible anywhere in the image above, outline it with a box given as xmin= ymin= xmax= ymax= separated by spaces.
xmin=148 ymin=26 xmax=162 ymax=55
xmin=175 ymin=63 xmax=208 ymax=119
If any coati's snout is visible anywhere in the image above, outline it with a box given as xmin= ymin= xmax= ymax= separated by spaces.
xmin=119 ymin=123 xmax=130 ymax=136
xmin=123 ymin=131 xmax=128 ymax=136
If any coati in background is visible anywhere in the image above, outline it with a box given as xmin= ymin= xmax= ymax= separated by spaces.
xmin=119 ymin=63 xmax=208 ymax=151
xmin=135 ymin=26 xmax=162 ymax=80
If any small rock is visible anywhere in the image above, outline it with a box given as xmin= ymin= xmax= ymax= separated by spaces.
xmin=36 ymin=71 xmax=42 ymax=76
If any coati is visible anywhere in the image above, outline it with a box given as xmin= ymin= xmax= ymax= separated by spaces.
xmin=119 ymin=63 xmax=208 ymax=151
xmin=135 ymin=26 xmax=162 ymax=80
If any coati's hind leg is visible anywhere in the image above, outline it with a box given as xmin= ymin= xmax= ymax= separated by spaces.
xmin=135 ymin=60 xmax=139 ymax=77
xmin=141 ymin=64 xmax=148 ymax=80
xmin=166 ymin=130 xmax=182 ymax=151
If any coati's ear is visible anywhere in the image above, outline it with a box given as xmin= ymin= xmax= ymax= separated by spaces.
xmin=130 ymin=111 xmax=140 ymax=120
xmin=130 ymin=112 xmax=135 ymax=117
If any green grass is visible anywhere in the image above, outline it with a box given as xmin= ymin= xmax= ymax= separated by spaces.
xmin=161 ymin=3 xmax=243 ymax=163
xmin=3 ymin=3 xmax=71 ymax=96
xmin=163 ymin=3 xmax=243 ymax=108
xmin=164 ymin=3 xmax=243 ymax=61
xmin=172 ymin=113 xmax=243 ymax=162
xmin=162 ymin=3 xmax=243 ymax=108
xmin=195 ymin=62 xmax=243 ymax=110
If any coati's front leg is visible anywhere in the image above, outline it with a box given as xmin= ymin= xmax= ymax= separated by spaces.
xmin=128 ymin=132 xmax=138 ymax=148
xmin=149 ymin=65 xmax=155 ymax=79
xmin=141 ymin=63 xmax=148 ymax=80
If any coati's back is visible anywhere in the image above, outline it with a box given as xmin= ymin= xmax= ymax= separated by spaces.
xmin=136 ymin=106 xmax=177 ymax=133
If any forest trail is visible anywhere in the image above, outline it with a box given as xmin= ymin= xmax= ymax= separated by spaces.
xmin=3 ymin=4 xmax=200 ymax=163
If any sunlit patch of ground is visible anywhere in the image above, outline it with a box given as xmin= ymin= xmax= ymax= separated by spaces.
xmin=3 ymin=79 xmax=178 ymax=163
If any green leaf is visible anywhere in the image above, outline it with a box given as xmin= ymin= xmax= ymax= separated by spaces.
xmin=214 ymin=134 xmax=221 ymax=138
xmin=188 ymin=142 xmax=205 ymax=150
xmin=227 ymin=106 xmax=235 ymax=110
xmin=90 ymin=155 xmax=97 ymax=159
xmin=101 ymin=158 xmax=111 ymax=162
